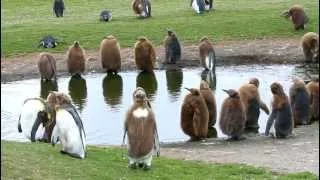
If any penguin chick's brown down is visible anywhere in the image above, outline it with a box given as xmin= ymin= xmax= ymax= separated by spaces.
xmin=281 ymin=4 xmax=309 ymax=30
xmin=198 ymin=37 xmax=216 ymax=71
xmin=301 ymin=32 xmax=319 ymax=62
xmin=164 ymin=30 xmax=181 ymax=64
xmin=289 ymin=78 xmax=310 ymax=126
xmin=134 ymin=37 xmax=156 ymax=72
xmin=265 ymin=82 xmax=293 ymax=138
xmin=37 ymin=52 xmax=57 ymax=81
xmin=238 ymin=78 xmax=270 ymax=132
xmin=219 ymin=89 xmax=246 ymax=140
xmin=100 ymin=35 xmax=121 ymax=74
xmin=306 ymin=79 xmax=319 ymax=121
xmin=132 ymin=0 xmax=151 ymax=18
xmin=67 ymin=41 xmax=86 ymax=77
xmin=199 ymin=80 xmax=217 ymax=127
xmin=123 ymin=87 xmax=160 ymax=169
xmin=181 ymin=88 xmax=209 ymax=141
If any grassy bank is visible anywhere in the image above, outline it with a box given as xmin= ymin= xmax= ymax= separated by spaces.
xmin=1 ymin=0 xmax=319 ymax=56
xmin=1 ymin=141 xmax=317 ymax=179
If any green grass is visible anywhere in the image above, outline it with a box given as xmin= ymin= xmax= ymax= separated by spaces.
xmin=1 ymin=0 xmax=319 ymax=56
xmin=1 ymin=141 xmax=317 ymax=180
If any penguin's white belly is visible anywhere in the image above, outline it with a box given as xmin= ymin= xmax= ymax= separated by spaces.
xmin=19 ymin=100 xmax=45 ymax=140
xmin=192 ymin=1 xmax=200 ymax=13
xmin=133 ymin=108 xmax=149 ymax=119
xmin=56 ymin=109 xmax=85 ymax=157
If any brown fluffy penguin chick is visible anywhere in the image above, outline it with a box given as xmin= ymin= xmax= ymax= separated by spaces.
xmin=37 ymin=52 xmax=57 ymax=81
xmin=124 ymin=87 xmax=159 ymax=170
xmin=306 ymin=79 xmax=319 ymax=121
xmin=219 ymin=89 xmax=246 ymax=140
xmin=265 ymin=82 xmax=293 ymax=138
xmin=132 ymin=0 xmax=151 ymax=18
xmin=238 ymin=78 xmax=269 ymax=132
xmin=134 ymin=37 xmax=156 ymax=72
xmin=199 ymin=80 xmax=217 ymax=127
xmin=181 ymin=88 xmax=209 ymax=141
xmin=67 ymin=41 xmax=86 ymax=77
xmin=281 ymin=4 xmax=309 ymax=30
xmin=164 ymin=30 xmax=181 ymax=64
xmin=301 ymin=32 xmax=319 ymax=62
xmin=198 ymin=37 xmax=216 ymax=71
xmin=289 ymin=78 xmax=310 ymax=126
xmin=100 ymin=35 xmax=121 ymax=74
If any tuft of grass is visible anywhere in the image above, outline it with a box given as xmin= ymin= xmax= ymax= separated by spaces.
xmin=1 ymin=141 xmax=318 ymax=179
xmin=1 ymin=0 xmax=319 ymax=57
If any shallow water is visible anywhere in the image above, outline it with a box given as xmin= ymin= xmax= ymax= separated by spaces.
xmin=1 ymin=64 xmax=318 ymax=145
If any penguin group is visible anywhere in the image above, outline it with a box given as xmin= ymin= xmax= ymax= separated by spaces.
xmin=17 ymin=0 xmax=318 ymax=171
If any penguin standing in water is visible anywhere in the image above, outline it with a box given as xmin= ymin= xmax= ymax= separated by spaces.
xmin=219 ymin=89 xmax=246 ymax=140
xmin=164 ymin=29 xmax=181 ymax=64
xmin=37 ymin=52 xmax=57 ymax=81
xmin=51 ymin=99 xmax=87 ymax=159
xmin=289 ymin=78 xmax=310 ymax=126
xmin=66 ymin=41 xmax=86 ymax=78
xmin=17 ymin=98 xmax=51 ymax=142
xmin=265 ymin=82 xmax=293 ymax=138
xmin=123 ymin=87 xmax=160 ymax=170
xmin=198 ymin=37 xmax=216 ymax=72
xmin=181 ymin=88 xmax=209 ymax=141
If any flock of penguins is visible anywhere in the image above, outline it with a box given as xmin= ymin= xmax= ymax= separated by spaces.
xmin=17 ymin=0 xmax=319 ymax=171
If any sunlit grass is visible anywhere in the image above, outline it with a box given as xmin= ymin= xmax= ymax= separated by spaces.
xmin=1 ymin=0 xmax=318 ymax=56
xmin=1 ymin=141 xmax=317 ymax=179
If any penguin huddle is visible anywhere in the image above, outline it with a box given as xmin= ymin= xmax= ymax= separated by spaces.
xmin=18 ymin=91 xmax=87 ymax=159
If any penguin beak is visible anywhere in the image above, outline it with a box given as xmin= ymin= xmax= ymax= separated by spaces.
xmin=184 ymin=87 xmax=191 ymax=92
xmin=222 ymin=89 xmax=229 ymax=94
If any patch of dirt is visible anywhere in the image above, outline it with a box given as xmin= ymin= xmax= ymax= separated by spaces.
xmin=160 ymin=121 xmax=319 ymax=175
xmin=2 ymin=38 xmax=318 ymax=175
xmin=1 ymin=38 xmax=305 ymax=83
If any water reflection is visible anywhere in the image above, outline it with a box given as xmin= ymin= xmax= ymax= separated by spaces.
xmin=136 ymin=71 xmax=157 ymax=101
xmin=166 ymin=69 xmax=183 ymax=102
xmin=102 ymin=73 xmax=123 ymax=108
xmin=68 ymin=76 xmax=87 ymax=112
xmin=40 ymin=80 xmax=58 ymax=99
xmin=201 ymin=70 xmax=216 ymax=90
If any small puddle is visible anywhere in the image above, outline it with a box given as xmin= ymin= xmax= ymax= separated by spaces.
xmin=1 ymin=64 xmax=318 ymax=145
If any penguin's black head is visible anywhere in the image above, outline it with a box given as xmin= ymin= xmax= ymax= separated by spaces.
xmin=222 ymin=89 xmax=239 ymax=98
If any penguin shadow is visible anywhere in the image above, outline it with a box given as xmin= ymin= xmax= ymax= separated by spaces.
xmin=40 ymin=80 xmax=58 ymax=99
xmin=200 ymin=69 xmax=216 ymax=90
xmin=102 ymin=73 xmax=123 ymax=108
xmin=165 ymin=69 xmax=183 ymax=102
xmin=68 ymin=76 xmax=87 ymax=112
xmin=136 ymin=71 xmax=158 ymax=101
xmin=207 ymin=126 xmax=217 ymax=138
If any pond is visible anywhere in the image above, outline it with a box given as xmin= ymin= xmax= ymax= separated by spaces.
xmin=1 ymin=63 xmax=318 ymax=145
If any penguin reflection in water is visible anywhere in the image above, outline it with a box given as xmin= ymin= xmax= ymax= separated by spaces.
xmin=123 ymin=87 xmax=160 ymax=170
xmin=181 ymin=88 xmax=209 ymax=141
xmin=219 ymin=89 xmax=246 ymax=140
xmin=265 ymin=82 xmax=293 ymax=138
